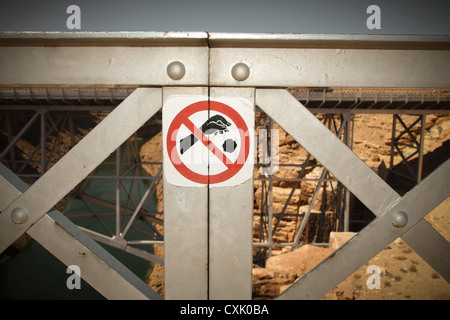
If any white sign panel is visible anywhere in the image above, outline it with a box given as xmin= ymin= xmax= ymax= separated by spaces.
xmin=163 ymin=95 xmax=254 ymax=187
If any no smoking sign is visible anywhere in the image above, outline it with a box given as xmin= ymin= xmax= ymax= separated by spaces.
xmin=163 ymin=95 xmax=254 ymax=187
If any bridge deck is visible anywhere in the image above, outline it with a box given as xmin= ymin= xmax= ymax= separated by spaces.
xmin=0 ymin=86 xmax=448 ymax=114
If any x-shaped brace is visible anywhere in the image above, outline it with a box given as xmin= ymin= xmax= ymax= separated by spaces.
xmin=256 ymin=89 xmax=450 ymax=299
xmin=0 ymin=88 xmax=163 ymax=299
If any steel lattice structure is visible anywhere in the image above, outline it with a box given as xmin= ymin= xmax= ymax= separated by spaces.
xmin=0 ymin=32 xmax=449 ymax=300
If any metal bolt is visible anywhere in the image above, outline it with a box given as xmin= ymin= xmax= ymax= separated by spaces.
xmin=11 ymin=207 xmax=29 ymax=224
xmin=231 ymin=63 xmax=250 ymax=81
xmin=392 ymin=211 xmax=408 ymax=228
xmin=167 ymin=61 xmax=186 ymax=80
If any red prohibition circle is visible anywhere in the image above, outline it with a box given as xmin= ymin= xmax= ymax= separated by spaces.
xmin=166 ymin=100 xmax=250 ymax=184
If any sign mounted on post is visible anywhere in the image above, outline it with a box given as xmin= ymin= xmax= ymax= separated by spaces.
xmin=163 ymin=95 xmax=254 ymax=187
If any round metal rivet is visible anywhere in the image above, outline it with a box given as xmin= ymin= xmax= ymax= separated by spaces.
xmin=11 ymin=207 xmax=29 ymax=224
xmin=392 ymin=211 xmax=408 ymax=228
xmin=231 ymin=63 xmax=250 ymax=81
xmin=167 ymin=61 xmax=186 ymax=80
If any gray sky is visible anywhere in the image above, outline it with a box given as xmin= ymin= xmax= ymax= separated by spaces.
xmin=0 ymin=0 xmax=449 ymax=34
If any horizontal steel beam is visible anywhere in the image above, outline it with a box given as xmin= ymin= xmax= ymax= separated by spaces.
xmin=210 ymin=48 xmax=450 ymax=87
xmin=2 ymin=32 xmax=450 ymax=50
xmin=80 ymin=194 xmax=162 ymax=225
xmin=0 ymin=105 xmax=116 ymax=111
xmin=1 ymin=86 xmax=449 ymax=114
xmin=0 ymin=47 xmax=208 ymax=86
xmin=1 ymin=32 xmax=448 ymax=88
xmin=78 ymin=227 xmax=164 ymax=266
xmin=208 ymin=33 xmax=450 ymax=50
xmin=0 ymin=31 xmax=209 ymax=47
xmin=306 ymin=108 xmax=450 ymax=115
xmin=2 ymin=46 xmax=447 ymax=87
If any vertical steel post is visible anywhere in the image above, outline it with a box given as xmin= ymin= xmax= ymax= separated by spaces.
xmin=388 ymin=114 xmax=425 ymax=183
xmin=4 ymin=113 xmax=16 ymax=171
xmin=208 ymin=87 xmax=254 ymax=300
xmin=0 ymin=112 xmax=40 ymax=162
xmin=342 ymin=112 xmax=352 ymax=232
xmin=134 ymin=133 xmax=141 ymax=202
xmin=267 ymin=118 xmax=274 ymax=258
xmin=116 ymin=147 xmax=121 ymax=236
xmin=417 ymin=115 xmax=426 ymax=183
xmin=163 ymin=87 xmax=209 ymax=300
xmin=69 ymin=113 xmax=75 ymax=148
xmin=390 ymin=114 xmax=397 ymax=171
xmin=40 ymin=110 xmax=46 ymax=174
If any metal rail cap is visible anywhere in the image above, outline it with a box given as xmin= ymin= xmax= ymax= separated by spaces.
xmin=1 ymin=31 xmax=450 ymax=49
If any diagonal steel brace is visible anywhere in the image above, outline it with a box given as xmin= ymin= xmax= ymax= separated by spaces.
xmin=256 ymin=89 xmax=450 ymax=298
xmin=0 ymin=88 xmax=162 ymax=253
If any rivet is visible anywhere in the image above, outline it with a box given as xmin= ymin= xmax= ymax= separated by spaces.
xmin=231 ymin=62 xmax=250 ymax=81
xmin=392 ymin=211 xmax=408 ymax=228
xmin=167 ymin=61 xmax=186 ymax=80
xmin=11 ymin=207 xmax=29 ymax=224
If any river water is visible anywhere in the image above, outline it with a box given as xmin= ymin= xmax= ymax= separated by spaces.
xmin=0 ymin=152 xmax=158 ymax=300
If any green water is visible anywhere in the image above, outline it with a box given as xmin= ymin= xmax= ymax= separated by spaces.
xmin=0 ymin=154 xmax=158 ymax=300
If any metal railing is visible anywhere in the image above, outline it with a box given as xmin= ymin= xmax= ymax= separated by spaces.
xmin=0 ymin=32 xmax=449 ymax=300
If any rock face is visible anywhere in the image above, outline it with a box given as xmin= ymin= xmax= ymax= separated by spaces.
xmin=140 ymin=113 xmax=450 ymax=299
xmin=329 ymin=231 xmax=356 ymax=249
xmin=253 ymin=206 xmax=450 ymax=301
xmin=252 ymin=245 xmax=336 ymax=299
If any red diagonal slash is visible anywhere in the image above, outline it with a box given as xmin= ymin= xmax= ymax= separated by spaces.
xmin=182 ymin=117 xmax=235 ymax=169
